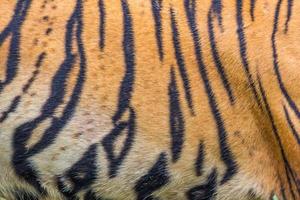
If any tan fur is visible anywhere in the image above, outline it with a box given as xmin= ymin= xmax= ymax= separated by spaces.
xmin=0 ymin=0 xmax=299 ymax=199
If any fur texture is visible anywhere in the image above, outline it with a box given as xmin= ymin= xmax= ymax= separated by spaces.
xmin=0 ymin=0 xmax=299 ymax=199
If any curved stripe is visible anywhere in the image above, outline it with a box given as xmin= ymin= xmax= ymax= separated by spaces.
xmin=257 ymin=73 xmax=298 ymax=199
xmin=57 ymin=144 xmax=98 ymax=199
xmin=186 ymin=168 xmax=217 ymax=200
xmin=12 ymin=0 xmax=86 ymax=193
xmin=102 ymin=107 xmax=136 ymax=177
xmin=0 ymin=0 xmax=32 ymax=94
xmin=236 ymin=0 xmax=261 ymax=107
xmin=208 ymin=6 xmax=235 ymax=104
xmin=170 ymin=7 xmax=195 ymax=115
xmin=135 ymin=153 xmax=170 ymax=200
xmin=102 ymin=0 xmax=136 ymax=178
xmin=272 ymin=0 xmax=300 ymax=121
xmin=112 ymin=0 xmax=136 ymax=123
xmin=184 ymin=0 xmax=238 ymax=184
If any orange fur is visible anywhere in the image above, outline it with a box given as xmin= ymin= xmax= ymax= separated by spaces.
xmin=0 ymin=0 xmax=299 ymax=199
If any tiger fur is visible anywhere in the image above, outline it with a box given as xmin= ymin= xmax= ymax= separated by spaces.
xmin=0 ymin=0 xmax=299 ymax=199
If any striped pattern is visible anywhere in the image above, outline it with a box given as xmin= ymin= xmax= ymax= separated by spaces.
xmin=0 ymin=0 xmax=299 ymax=200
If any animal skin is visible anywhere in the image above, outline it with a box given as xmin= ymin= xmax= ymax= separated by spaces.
xmin=0 ymin=0 xmax=299 ymax=199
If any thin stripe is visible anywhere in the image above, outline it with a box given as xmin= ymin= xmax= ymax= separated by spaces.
xmin=208 ymin=7 xmax=235 ymax=104
xmin=113 ymin=0 xmax=136 ymax=122
xmin=98 ymin=0 xmax=106 ymax=50
xmin=272 ymin=0 xmax=300 ymax=120
xmin=285 ymin=0 xmax=293 ymax=33
xmin=170 ymin=7 xmax=195 ymax=115
xmin=151 ymin=0 xmax=164 ymax=61
xmin=195 ymin=141 xmax=205 ymax=176
xmin=250 ymin=0 xmax=256 ymax=21
xmin=257 ymin=73 xmax=297 ymax=199
xmin=184 ymin=0 xmax=238 ymax=184
xmin=236 ymin=0 xmax=261 ymax=107
xmin=283 ymin=105 xmax=300 ymax=145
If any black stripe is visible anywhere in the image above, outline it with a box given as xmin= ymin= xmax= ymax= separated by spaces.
xmin=135 ymin=153 xmax=170 ymax=200
xmin=211 ymin=0 xmax=223 ymax=28
xmin=186 ymin=168 xmax=217 ymax=200
xmin=170 ymin=7 xmax=195 ymax=115
xmin=207 ymin=6 xmax=235 ymax=104
xmin=102 ymin=107 xmax=136 ymax=177
xmin=168 ymin=67 xmax=185 ymax=162
xmin=112 ymin=0 xmax=135 ymax=123
xmin=98 ymin=0 xmax=106 ymax=50
xmin=285 ymin=0 xmax=293 ymax=33
xmin=236 ymin=0 xmax=261 ymax=107
xmin=102 ymin=0 xmax=136 ymax=178
xmin=0 ymin=0 xmax=32 ymax=94
xmin=184 ymin=0 xmax=238 ymax=184
xmin=12 ymin=0 xmax=86 ymax=194
xmin=22 ymin=53 xmax=46 ymax=92
xmin=26 ymin=0 xmax=86 ymax=155
xmin=0 ymin=52 xmax=46 ymax=123
xmin=283 ymin=105 xmax=300 ymax=145
xmin=250 ymin=0 xmax=256 ymax=21
xmin=0 ymin=95 xmax=21 ymax=123
xmin=257 ymin=73 xmax=297 ymax=199
xmin=57 ymin=144 xmax=98 ymax=199
xmin=195 ymin=141 xmax=205 ymax=176
xmin=272 ymin=0 xmax=300 ymax=122
xmin=151 ymin=0 xmax=164 ymax=61
xmin=84 ymin=190 xmax=104 ymax=200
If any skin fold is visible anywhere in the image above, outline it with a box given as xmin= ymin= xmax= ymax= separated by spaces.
xmin=0 ymin=0 xmax=299 ymax=199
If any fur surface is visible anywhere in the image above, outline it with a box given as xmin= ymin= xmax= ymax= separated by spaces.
xmin=0 ymin=0 xmax=299 ymax=199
